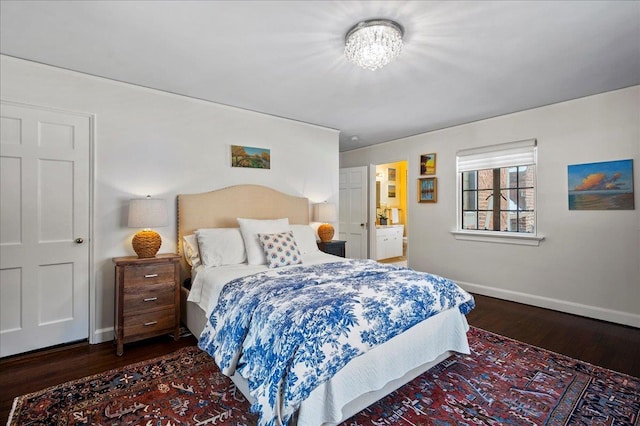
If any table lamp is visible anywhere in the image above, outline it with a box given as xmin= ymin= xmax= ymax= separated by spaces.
xmin=128 ymin=196 xmax=168 ymax=258
xmin=313 ymin=202 xmax=337 ymax=243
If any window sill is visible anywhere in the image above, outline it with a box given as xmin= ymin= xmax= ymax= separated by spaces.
xmin=451 ymin=230 xmax=545 ymax=246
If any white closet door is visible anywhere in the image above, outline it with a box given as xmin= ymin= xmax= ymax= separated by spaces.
xmin=1 ymin=101 xmax=91 ymax=357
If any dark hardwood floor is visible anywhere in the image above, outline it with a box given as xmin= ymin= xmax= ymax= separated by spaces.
xmin=2 ymin=294 xmax=639 ymax=423
xmin=465 ymin=294 xmax=640 ymax=377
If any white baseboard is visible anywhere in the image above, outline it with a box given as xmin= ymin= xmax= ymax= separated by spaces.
xmin=89 ymin=284 xmax=639 ymax=345
xmin=457 ymin=280 xmax=640 ymax=328
xmin=92 ymin=327 xmax=114 ymax=344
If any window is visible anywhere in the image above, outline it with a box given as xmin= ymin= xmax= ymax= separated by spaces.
xmin=457 ymin=139 xmax=538 ymax=236
xmin=461 ymin=166 xmax=535 ymax=232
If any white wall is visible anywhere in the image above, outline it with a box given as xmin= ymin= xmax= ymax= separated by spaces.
xmin=341 ymin=86 xmax=640 ymax=327
xmin=1 ymin=55 xmax=340 ymax=342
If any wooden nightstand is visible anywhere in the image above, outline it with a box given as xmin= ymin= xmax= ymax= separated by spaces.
xmin=113 ymin=253 xmax=181 ymax=356
xmin=317 ymin=240 xmax=346 ymax=258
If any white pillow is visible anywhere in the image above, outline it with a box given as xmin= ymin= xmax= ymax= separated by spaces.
xmin=182 ymin=234 xmax=201 ymax=268
xmin=237 ymin=218 xmax=290 ymax=265
xmin=258 ymin=231 xmax=302 ymax=268
xmin=195 ymin=228 xmax=247 ymax=267
xmin=290 ymin=224 xmax=320 ymax=254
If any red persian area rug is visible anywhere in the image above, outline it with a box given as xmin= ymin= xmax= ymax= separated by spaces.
xmin=8 ymin=327 xmax=640 ymax=425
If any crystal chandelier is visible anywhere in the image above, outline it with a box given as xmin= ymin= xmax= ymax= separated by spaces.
xmin=345 ymin=19 xmax=404 ymax=71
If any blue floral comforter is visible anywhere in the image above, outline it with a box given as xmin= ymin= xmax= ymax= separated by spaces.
xmin=198 ymin=259 xmax=475 ymax=426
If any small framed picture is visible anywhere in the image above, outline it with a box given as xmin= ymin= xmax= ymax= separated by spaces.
xmin=231 ymin=145 xmax=270 ymax=169
xmin=418 ymin=177 xmax=437 ymax=203
xmin=388 ymin=168 xmax=396 ymax=181
xmin=420 ymin=153 xmax=436 ymax=175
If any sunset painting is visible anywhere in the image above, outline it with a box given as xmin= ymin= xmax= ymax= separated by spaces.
xmin=568 ymin=159 xmax=634 ymax=210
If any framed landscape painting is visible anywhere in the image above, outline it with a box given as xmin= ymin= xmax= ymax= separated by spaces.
xmin=231 ymin=145 xmax=270 ymax=169
xmin=568 ymin=159 xmax=634 ymax=210
xmin=420 ymin=153 xmax=436 ymax=175
xmin=418 ymin=177 xmax=437 ymax=203
xmin=388 ymin=184 xmax=396 ymax=198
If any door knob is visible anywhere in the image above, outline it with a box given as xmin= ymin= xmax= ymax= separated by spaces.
xmin=75 ymin=238 xmax=84 ymax=244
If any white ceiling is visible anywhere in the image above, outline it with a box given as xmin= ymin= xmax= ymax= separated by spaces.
xmin=1 ymin=1 xmax=639 ymax=151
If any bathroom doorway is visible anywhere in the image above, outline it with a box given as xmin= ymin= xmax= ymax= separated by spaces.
xmin=374 ymin=161 xmax=408 ymax=266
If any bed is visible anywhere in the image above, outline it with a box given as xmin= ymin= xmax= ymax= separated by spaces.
xmin=177 ymin=185 xmax=474 ymax=426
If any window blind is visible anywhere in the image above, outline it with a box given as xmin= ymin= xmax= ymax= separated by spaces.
xmin=456 ymin=139 xmax=537 ymax=172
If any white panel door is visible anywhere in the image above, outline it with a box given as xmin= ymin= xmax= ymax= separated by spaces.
xmin=338 ymin=166 xmax=368 ymax=259
xmin=0 ymin=101 xmax=90 ymax=357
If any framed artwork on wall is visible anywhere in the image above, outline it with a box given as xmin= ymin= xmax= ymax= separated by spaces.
xmin=420 ymin=153 xmax=436 ymax=175
xmin=388 ymin=184 xmax=396 ymax=198
xmin=567 ymin=159 xmax=634 ymax=210
xmin=388 ymin=168 xmax=396 ymax=181
xmin=231 ymin=145 xmax=271 ymax=169
xmin=418 ymin=177 xmax=437 ymax=203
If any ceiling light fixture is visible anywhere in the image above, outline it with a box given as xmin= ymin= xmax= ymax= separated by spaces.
xmin=345 ymin=19 xmax=404 ymax=71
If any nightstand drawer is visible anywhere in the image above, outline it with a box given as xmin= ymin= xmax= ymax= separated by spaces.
xmin=123 ymin=281 xmax=175 ymax=315
xmin=123 ymin=263 xmax=175 ymax=285
xmin=123 ymin=309 xmax=175 ymax=339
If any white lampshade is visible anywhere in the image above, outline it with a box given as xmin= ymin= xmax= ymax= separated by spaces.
xmin=128 ymin=196 xmax=168 ymax=229
xmin=313 ymin=203 xmax=337 ymax=223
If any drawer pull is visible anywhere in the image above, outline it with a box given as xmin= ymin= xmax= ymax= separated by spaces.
xmin=144 ymin=321 xmax=158 ymax=326
xmin=144 ymin=274 xmax=159 ymax=278
xmin=143 ymin=297 xmax=158 ymax=302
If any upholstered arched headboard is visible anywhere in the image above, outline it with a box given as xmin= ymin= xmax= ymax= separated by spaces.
xmin=176 ymin=184 xmax=310 ymax=277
